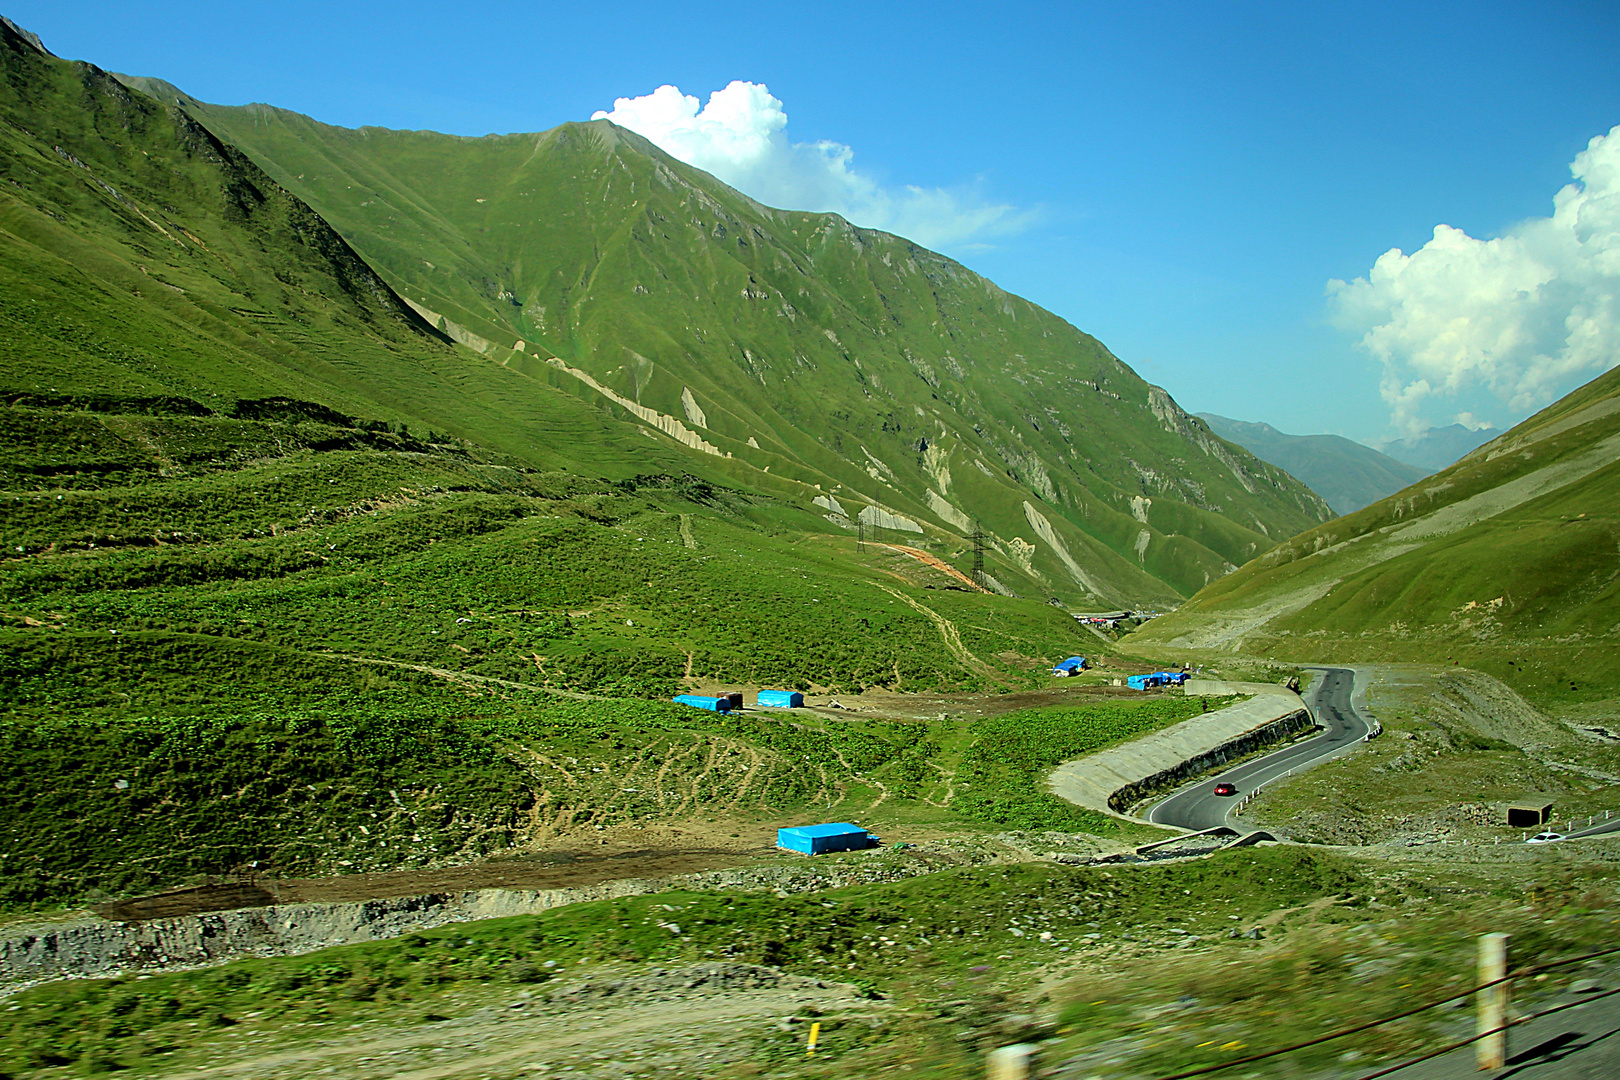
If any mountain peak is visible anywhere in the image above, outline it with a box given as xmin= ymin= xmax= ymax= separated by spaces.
xmin=0 ymin=16 xmax=53 ymax=57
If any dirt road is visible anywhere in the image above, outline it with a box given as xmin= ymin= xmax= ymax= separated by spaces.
xmin=165 ymin=964 xmax=887 ymax=1080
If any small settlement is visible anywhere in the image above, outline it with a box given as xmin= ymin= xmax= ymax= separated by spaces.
xmin=1126 ymin=671 xmax=1189 ymax=690
xmin=672 ymin=690 xmax=803 ymax=711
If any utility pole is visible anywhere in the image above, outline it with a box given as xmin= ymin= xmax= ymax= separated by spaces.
xmin=856 ymin=520 xmax=865 ymax=553
xmin=971 ymin=522 xmax=987 ymax=589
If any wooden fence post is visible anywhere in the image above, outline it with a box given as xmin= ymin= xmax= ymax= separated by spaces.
xmin=1477 ymin=932 xmax=1510 ymax=1070
xmin=986 ymin=1042 xmax=1038 ymax=1080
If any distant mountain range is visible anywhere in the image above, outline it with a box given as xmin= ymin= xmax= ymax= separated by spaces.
xmin=1143 ymin=365 xmax=1620 ymax=705
xmin=1197 ymin=414 xmax=1426 ymax=517
xmin=1369 ymin=424 xmax=1498 ymax=473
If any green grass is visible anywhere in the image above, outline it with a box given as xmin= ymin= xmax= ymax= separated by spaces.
xmin=955 ymin=696 xmax=1231 ymax=830
xmin=15 ymin=844 xmax=1612 ymax=1079
xmin=0 ymin=397 xmax=1220 ymax=909
xmin=0 ymin=847 xmax=1367 ymax=1076
xmin=0 ymin=624 xmax=1209 ymax=906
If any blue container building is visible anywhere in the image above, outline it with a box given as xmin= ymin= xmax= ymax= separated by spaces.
xmin=777 ymin=823 xmax=872 ymax=855
xmin=673 ymin=694 xmax=733 ymax=712
xmin=1050 ymin=656 xmax=1087 ymax=676
xmin=1126 ymin=673 xmax=1163 ymax=691
xmin=757 ymin=690 xmax=804 ymax=708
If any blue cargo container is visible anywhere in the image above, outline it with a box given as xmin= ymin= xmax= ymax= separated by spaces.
xmin=777 ymin=823 xmax=872 ymax=855
xmin=1050 ymin=655 xmax=1087 ymax=676
xmin=1126 ymin=673 xmax=1162 ymax=691
xmin=672 ymin=694 xmax=732 ymax=712
xmin=757 ymin=690 xmax=804 ymax=708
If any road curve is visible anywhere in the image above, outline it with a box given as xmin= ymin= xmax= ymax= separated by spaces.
xmin=1148 ymin=666 xmax=1374 ymax=832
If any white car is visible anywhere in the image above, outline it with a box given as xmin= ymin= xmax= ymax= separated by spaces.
xmin=1526 ymin=831 xmax=1565 ymax=844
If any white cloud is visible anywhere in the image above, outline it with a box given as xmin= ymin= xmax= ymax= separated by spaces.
xmin=1328 ymin=124 xmax=1620 ymax=437
xmin=592 ymin=81 xmax=1033 ymax=250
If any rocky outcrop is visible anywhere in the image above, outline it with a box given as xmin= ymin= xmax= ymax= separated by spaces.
xmin=856 ymin=504 xmax=922 ymax=534
xmin=1022 ymin=501 xmax=1103 ymax=597
xmin=925 ymin=488 xmax=973 ymax=531
xmin=680 ymin=386 xmax=707 ymax=428
xmin=403 ymin=298 xmax=494 ymax=354
xmin=548 ymin=359 xmax=726 ymax=458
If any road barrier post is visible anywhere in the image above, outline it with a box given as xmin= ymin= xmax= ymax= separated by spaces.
xmin=1477 ymin=932 xmax=1510 ymax=1070
xmin=986 ymin=1043 xmax=1038 ymax=1080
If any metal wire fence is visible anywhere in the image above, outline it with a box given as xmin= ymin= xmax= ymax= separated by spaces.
xmin=1146 ymin=943 xmax=1620 ymax=1080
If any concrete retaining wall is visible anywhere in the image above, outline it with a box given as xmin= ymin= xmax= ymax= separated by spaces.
xmin=1048 ymin=691 xmax=1314 ymax=821
xmin=1105 ymin=708 xmax=1314 ymax=813
xmin=1183 ymin=679 xmax=1297 ymax=696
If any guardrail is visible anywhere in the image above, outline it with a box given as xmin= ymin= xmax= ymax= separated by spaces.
xmin=1134 ymin=826 xmax=1239 ymax=855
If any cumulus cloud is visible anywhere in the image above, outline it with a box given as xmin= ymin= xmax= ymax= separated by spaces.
xmin=592 ymin=81 xmax=1032 ymax=250
xmin=1329 ymin=124 xmax=1620 ymax=437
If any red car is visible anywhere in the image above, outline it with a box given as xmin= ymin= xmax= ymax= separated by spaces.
xmin=1213 ymin=782 xmax=1238 ymax=796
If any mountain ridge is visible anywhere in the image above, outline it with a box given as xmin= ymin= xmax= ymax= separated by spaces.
xmin=1370 ymin=422 xmax=1497 ymax=472
xmin=109 ymin=76 xmax=1331 ymax=604
xmin=1198 ymin=412 xmax=1428 ymax=516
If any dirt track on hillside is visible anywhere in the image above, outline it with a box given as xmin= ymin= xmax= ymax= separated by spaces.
xmin=96 ymin=843 xmax=762 ymax=922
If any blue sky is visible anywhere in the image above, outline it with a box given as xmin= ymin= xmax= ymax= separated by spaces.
xmin=13 ymin=1 xmax=1620 ymax=443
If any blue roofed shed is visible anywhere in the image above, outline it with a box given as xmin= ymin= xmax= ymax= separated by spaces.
xmin=777 ymin=823 xmax=871 ymax=855
xmin=757 ymin=690 xmax=804 ymax=708
xmin=1051 ymin=655 xmax=1087 ymax=676
xmin=673 ymin=694 xmax=732 ymax=712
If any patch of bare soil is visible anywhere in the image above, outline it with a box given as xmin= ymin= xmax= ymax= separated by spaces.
xmin=95 ymin=840 xmax=765 ymax=922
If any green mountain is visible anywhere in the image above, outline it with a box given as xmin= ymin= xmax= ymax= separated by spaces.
xmin=1198 ymin=413 xmax=1427 ymax=516
xmin=0 ymin=22 xmax=738 ymax=485
xmin=1136 ymin=366 xmax=1620 ymax=707
xmin=114 ymin=75 xmax=1330 ymax=605
xmin=0 ymin=21 xmax=1136 ymax=903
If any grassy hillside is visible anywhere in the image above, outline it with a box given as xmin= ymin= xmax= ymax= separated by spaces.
xmin=1 ymin=388 xmax=1238 ymax=907
xmin=1135 ymin=365 xmax=1620 ymax=707
xmin=0 ymin=20 xmax=756 ymax=492
xmin=118 ymin=76 xmax=1331 ymax=606
xmin=1199 ymin=413 xmax=1426 ymax=516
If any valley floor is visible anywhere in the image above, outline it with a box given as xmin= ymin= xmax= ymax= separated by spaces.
xmin=6 ymin=663 xmax=1620 ymax=1080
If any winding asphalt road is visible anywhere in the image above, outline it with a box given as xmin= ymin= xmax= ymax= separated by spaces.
xmin=1148 ymin=666 xmax=1375 ymax=832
